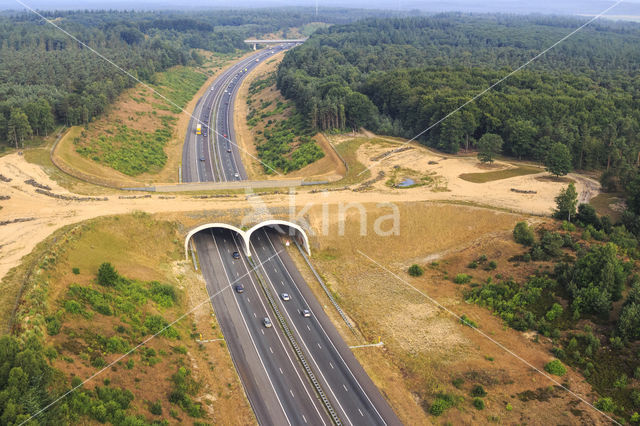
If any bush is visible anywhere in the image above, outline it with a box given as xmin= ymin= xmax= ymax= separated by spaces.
xmin=594 ymin=397 xmax=616 ymax=413
xmin=64 ymin=300 xmax=84 ymax=315
xmin=453 ymin=273 xmax=472 ymax=284
xmin=513 ymin=222 xmax=535 ymax=246
xmin=485 ymin=260 xmax=497 ymax=271
xmin=467 ymin=261 xmax=478 ymax=269
xmin=45 ymin=315 xmax=62 ymax=335
xmin=429 ymin=393 xmax=456 ymax=416
xmin=91 ymin=356 xmax=107 ymax=368
xmin=460 ymin=314 xmax=478 ymax=328
xmin=97 ymin=262 xmax=119 ymax=287
xmin=452 ymin=378 xmax=464 ymax=389
xmin=72 ymin=267 xmax=80 ymax=275
xmin=408 ymin=264 xmax=424 ymax=277
xmin=473 ymin=397 xmax=485 ymax=410
xmin=149 ymin=400 xmax=163 ymax=415
xmin=544 ymin=360 xmax=566 ymax=376
xmin=471 ymin=384 xmax=487 ymax=397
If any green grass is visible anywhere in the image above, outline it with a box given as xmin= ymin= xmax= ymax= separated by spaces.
xmin=75 ymin=66 xmax=206 ymax=176
xmin=76 ymin=116 xmax=175 ymax=176
xmin=589 ymin=192 xmax=624 ymax=222
xmin=459 ymin=165 xmax=541 ymax=183
xmin=332 ymin=138 xmax=371 ymax=185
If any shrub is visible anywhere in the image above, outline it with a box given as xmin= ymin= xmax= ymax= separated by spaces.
xmin=473 ymin=397 xmax=485 ymax=410
xmin=64 ymin=300 xmax=84 ymax=315
xmin=45 ymin=315 xmax=62 ymax=335
xmin=467 ymin=261 xmax=478 ymax=269
xmin=408 ymin=264 xmax=424 ymax=277
xmin=72 ymin=267 xmax=80 ymax=275
xmin=485 ymin=260 xmax=497 ymax=271
xmin=460 ymin=314 xmax=478 ymax=328
xmin=91 ymin=356 xmax=107 ymax=368
xmin=97 ymin=262 xmax=119 ymax=287
xmin=429 ymin=393 xmax=456 ymax=416
xmin=506 ymin=403 xmax=513 ymax=411
xmin=125 ymin=359 xmax=134 ymax=370
xmin=594 ymin=397 xmax=616 ymax=413
xmin=513 ymin=222 xmax=535 ymax=246
xmin=471 ymin=385 xmax=487 ymax=397
xmin=544 ymin=360 xmax=566 ymax=376
xmin=149 ymin=400 xmax=163 ymax=415
xmin=452 ymin=378 xmax=464 ymax=389
xmin=453 ymin=273 xmax=472 ymax=284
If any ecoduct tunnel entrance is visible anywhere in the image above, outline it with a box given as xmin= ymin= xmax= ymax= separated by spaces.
xmin=184 ymin=220 xmax=311 ymax=261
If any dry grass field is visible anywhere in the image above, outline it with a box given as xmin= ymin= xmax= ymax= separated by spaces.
xmin=283 ymin=202 xmax=605 ymax=424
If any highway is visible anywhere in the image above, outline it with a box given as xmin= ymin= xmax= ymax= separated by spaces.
xmin=183 ymin=45 xmax=400 ymax=425
xmin=194 ymin=229 xmax=327 ymax=425
xmin=251 ymin=228 xmax=400 ymax=425
xmin=182 ymin=46 xmax=287 ymax=183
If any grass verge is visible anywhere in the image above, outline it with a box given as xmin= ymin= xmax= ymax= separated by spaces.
xmin=459 ymin=165 xmax=541 ymax=183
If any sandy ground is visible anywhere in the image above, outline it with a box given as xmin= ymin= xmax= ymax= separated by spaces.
xmin=1 ymin=133 xmax=600 ymax=286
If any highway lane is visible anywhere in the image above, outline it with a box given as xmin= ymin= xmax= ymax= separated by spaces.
xmin=182 ymin=46 xmax=290 ymax=183
xmin=194 ymin=229 xmax=328 ymax=425
xmin=251 ymin=228 xmax=402 ymax=426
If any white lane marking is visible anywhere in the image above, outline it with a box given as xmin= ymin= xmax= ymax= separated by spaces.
xmin=261 ymin=230 xmax=385 ymax=424
xmin=289 ymin=389 xmax=294 ymax=397
xmin=306 ymin=325 xmax=311 ymax=331
xmin=280 ymin=368 xmax=284 ymax=374
xmin=236 ymin=272 xmax=239 ymax=277
xmin=303 ymin=415 xmax=308 ymax=424
xmin=253 ymin=312 xmax=257 ymax=318
xmin=329 ymin=362 xmax=334 ymax=369
xmin=239 ymin=237 xmax=327 ymax=425
xmin=281 ymin=280 xmax=285 ymax=286
xmin=343 ymin=384 xmax=348 ymax=392
xmin=269 ymin=347 xmax=274 ymax=354
xmin=247 ymin=297 xmax=250 ymax=302
xmin=317 ymin=343 xmax=322 ymax=349
xmin=358 ymin=409 xmax=364 ymax=417
xmin=274 ymin=267 xmax=277 ymax=273
xmin=208 ymin=232 xmax=292 ymax=426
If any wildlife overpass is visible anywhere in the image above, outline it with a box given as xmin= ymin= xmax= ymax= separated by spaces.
xmin=244 ymin=38 xmax=307 ymax=50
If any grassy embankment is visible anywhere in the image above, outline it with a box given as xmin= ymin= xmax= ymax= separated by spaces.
xmin=1 ymin=213 xmax=253 ymax=424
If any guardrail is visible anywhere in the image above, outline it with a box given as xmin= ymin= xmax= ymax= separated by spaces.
xmin=247 ymin=256 xmax=342 ymax=426
xmin=294 ymin=240 xmax=356 ymax=334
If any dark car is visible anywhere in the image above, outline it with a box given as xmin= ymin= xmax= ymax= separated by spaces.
xmin=235 ymin=285 xmax=244 ymax=293
xmin=199 ymin=156 xmax=205 ymax=162
xmin=232 ymin=251 xmax=240 ymax=259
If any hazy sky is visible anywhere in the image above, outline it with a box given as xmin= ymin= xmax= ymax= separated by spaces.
xmin=1 ymin=0 xmax=640 ymax=17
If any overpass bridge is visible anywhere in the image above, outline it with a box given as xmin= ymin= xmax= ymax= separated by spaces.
xmin=244 ymin=38 xmax=307 ymax=50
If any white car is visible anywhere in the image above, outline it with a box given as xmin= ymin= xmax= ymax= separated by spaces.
xmin=301 ymin=309 xmax=311 ymax=318
xmin=280 ymin=293 xmax=290 ymax=301
xmin=263 ymin=317 xmax=272 ymax=328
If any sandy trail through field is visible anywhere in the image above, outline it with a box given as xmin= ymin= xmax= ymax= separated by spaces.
xmin=0 ymin=141 xmax=599 ymax=284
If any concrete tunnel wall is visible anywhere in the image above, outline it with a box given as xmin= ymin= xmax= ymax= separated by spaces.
xmin=184 ymin=220 xmax=311 ymax=260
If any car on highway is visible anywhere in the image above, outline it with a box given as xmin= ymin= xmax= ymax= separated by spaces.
xmin=199 ymin=156 xmax=205 ymax=161
xmin=227 ymin=147 xmax=232 ymax=153
xmin=234 ymin=172 xmax=240 ymax=179
xmin=301 ymin=309 xmax=311 ymax=317
xmin=235 ymin=285 xmax=244 ymax=293
xmin=232 ymin=251 xmax=240 ymax=259
xmin=223 ymin=134 xmax=227 ymax=138
xmin=263 ymin=317 xmax=272 ymax=328
xmin=280 ymin=293 xmax=290 ymax=301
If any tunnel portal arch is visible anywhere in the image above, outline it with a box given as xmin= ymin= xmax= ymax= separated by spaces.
xmin=184 ymin=220 xmax=310 ymax=260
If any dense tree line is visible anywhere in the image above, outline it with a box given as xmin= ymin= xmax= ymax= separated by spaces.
xmin=277 ymin=14 xmax=640 ymax=187
xmin=0 ymin=8 xmax=390 ymax=149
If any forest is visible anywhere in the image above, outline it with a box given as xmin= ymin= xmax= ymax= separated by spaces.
xmin=276 ymin=14 xmax=640 ymax=189
xmin=0 ymin=8 xmax=394 ymax=150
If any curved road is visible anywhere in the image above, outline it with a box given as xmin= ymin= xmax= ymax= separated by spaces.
xmin=183 ymin=46 xmax=400 ymax=425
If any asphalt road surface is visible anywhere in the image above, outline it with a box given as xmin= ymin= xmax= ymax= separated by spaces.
xmin=181 ymin=46 xmax=288 ymax=183
xmin=183 ymin=45 xmax=401 ymax=425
